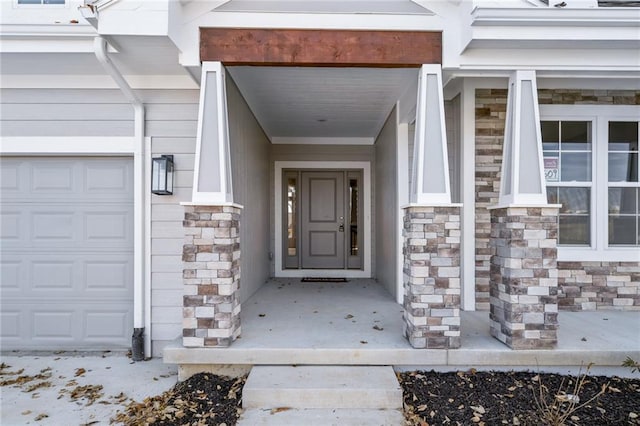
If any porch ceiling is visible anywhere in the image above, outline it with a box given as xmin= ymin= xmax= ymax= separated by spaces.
xmin=227 ymin=66 xmax=418 ymax=142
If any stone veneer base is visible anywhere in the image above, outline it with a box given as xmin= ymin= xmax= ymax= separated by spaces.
xmin=403 ymin=205 xmax=461 ymax=349
xmin=489 ymin=206 xmax=559 ymax=350
xmin=182 ymin=205 xmax=242 ymax=347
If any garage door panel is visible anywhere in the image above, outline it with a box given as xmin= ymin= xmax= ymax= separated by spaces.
xmin=0 ymin=261 xmax=22 ymax=289
xmin=84 ymin=161 xmax=132 ymax=194
xmin=0 ymin=212 xmax=21 ymax=240
xmin=84 ymin=310 xmax=131 ymax=339
xmin=32 ymin=261 xmax=75 ymax=289
xmin=31 ymin=162 xmax=75 ymax=193
xmin=0 ymin=157 xmax=134 ymax=350
xmin=0 ymin=162 xmax=20 ymax=191
xmin=33 ymin=311 xmax=75 ymax=339
xmin=32 ymin=211 xmax=76 ymax=240
xmin=85 ymin=261 xmax=130 ymax=290
xmin=1 ymin=204 xmax=133 ymax=249
xmin=1 ymin=311 xmax=21 ymax=338
xmin=2 ymin=303 xmax=133 ymax=349
xmin=2 ymin=253 xmax=132 ymax=297
xmin=85 ymin=212 xmax=130 ymax=242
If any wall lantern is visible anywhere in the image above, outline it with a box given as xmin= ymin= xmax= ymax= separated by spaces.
xmin=151 ymin=155 xmax=174 ymax=195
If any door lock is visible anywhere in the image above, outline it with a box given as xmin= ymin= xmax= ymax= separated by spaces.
xmin=338 ymin=223 xmax=345 ymax=232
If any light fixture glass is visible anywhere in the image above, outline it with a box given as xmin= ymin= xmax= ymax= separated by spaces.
xmin=151 ymin=155 xmax=174 ymax=195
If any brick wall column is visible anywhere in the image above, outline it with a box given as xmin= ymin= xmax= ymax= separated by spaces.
xmin=403 ymin=206 xmax=461 ymax=349
xmin=182 ymin=205 xmax=241 ymax=347
xmin=489 ymin=206 xmax=559 ymax=349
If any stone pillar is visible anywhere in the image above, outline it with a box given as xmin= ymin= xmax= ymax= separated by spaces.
xmin=489 ymin=206 xmax=559 ymax=349
xmin=182 ymin=205 xmax=241 ymax=347
xmin=403 ymin=205 xmax=461 ymax=349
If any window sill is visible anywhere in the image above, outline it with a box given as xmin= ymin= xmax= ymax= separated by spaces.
xmin=558 ymin=247 xmax=640 ymax=263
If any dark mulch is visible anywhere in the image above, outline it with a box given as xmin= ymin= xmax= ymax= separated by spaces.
xmin=111 ymin=373 xmax=245 ymax=426
xmin=398 ymin=370 xmax=640 ymax=425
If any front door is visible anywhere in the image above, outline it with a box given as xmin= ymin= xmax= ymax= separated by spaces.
xmin=283 ymin=169 xmax=363 ymax=270
xmin=301 ymin=171 xmax=345 ymax=269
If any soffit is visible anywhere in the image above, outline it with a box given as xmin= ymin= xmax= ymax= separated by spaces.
xmin=227 ymin=66 xmax=417 ymax=140
xmin=213 ymin=0 xmax=433 ymax=14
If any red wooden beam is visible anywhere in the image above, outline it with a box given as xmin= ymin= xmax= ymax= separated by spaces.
xmin=200 ymin=28 xmax=441 ymax=67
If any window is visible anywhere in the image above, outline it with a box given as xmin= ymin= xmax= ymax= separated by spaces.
xmin=608 ymin=121 xmax=639 ymax=245
xmin=541 ymin=105 xmax=640 ymax=261
xmin=543 ymin=121 xmax=592 ymax=245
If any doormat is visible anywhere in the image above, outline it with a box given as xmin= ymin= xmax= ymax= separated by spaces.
xmin=301 ymin=277 xmax=348 ymax=283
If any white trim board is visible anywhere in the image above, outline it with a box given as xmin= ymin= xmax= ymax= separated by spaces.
xmin=0 ymin=75 xmax=199 ymax=90
xmin=274 ymin=161 xmax=372 ymax=279
xmin=0 ymin=136 xmax=135 ymax=154
xmin=270 ymin=137 xmax=374 ymax=145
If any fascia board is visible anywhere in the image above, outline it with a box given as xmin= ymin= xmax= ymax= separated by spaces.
xmin=471 ymin=7 xmax=640 ymax=26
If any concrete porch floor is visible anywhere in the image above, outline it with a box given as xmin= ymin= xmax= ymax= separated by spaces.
xmin=164 ymin=279 xmax=640 ymax=368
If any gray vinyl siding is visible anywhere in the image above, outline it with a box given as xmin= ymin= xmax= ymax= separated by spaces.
xmin=0 ymin=89 xmax=198 ymax=138
xmin=445 ymin=96 xmax=461 ymax=203
xmin=226 ymin=75 xmax=272 ymax=303
xmin=0 ymin=88 xmax=199 ymax=356
xmin=374 ymin=107 xmax=398 ymax=298
xmin=146 ymin=92 xmax=199 ymax=355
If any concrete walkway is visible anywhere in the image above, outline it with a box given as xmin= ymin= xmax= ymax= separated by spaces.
xmin=1 ymin=352 xmax=177 ymax=426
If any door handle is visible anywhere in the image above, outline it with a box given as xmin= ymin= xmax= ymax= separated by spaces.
xmin=338 ymin=223 xmax=345 ymax=232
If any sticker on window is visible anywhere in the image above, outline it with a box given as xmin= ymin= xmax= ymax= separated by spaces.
xmin=544 ymin=158 xmax=559 ymax=182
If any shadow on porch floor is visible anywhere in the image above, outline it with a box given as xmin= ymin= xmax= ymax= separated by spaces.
xmin=164 ymin=279 xmax=640 ymax=368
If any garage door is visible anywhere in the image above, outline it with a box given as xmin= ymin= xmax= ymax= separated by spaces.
xmin=1 ymin=157 xmax=134 ymax=350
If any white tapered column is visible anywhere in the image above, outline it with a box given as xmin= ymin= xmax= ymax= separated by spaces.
xmin=191 ymin=61 xmax=234 ymax=205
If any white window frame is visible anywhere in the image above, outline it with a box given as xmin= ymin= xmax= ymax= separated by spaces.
xmin=541 ymin=104 xmax=640 ymax=262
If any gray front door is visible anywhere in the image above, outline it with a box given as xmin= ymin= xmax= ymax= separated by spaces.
xmin=301 ymin=171 xmax=345 ymax=269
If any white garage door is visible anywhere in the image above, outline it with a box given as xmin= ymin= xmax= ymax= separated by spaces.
xmin=1 ymin=157 xmax=134 ymax=350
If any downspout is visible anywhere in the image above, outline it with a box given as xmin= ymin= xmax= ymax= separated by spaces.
xmin=94 ymin=36 xmax=147 ymax=361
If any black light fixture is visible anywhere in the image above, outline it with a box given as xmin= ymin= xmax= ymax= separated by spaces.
xmin=151 ymin=155 xmax=174 ymax=195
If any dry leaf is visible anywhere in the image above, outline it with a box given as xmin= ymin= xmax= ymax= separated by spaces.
xmin=270 ymin=407 xmax=291 ymax=414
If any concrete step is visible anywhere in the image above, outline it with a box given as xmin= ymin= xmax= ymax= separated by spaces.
xmin=242 ymin=365 xmax=402 ymax=410
xmin=237 ymin=408 xmax=405 ymax=425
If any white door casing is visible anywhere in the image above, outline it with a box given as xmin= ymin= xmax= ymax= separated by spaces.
xmin=275 ymin=161 xmax=371 ymax=278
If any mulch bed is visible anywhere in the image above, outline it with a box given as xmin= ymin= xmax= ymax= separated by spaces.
xmin=111 ymin=373 xmax=245 ymax=426
xmin=399 ymin=370 xmax=640 ymax=425
xmin=110 ymin=370 xmax=639 ymax=425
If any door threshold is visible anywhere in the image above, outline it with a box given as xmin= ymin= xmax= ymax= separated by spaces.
xmin=301 ymin=277 xmax=349 ymax=283
xmin=276 ymin=269 xmax=370 ymax=279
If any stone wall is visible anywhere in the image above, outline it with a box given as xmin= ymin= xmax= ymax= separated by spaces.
xmin=475 ymin=88 xmax=640 ymax=311
xmin=475 ymin=89 xmax=507 ymax=310
xmin=558 ymin=262 xmax=640 ymax=311
xmin=182 ymin=205 xmax=242 ymax=347
xmin=403 ymin=206 xmax=461 ymax=349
